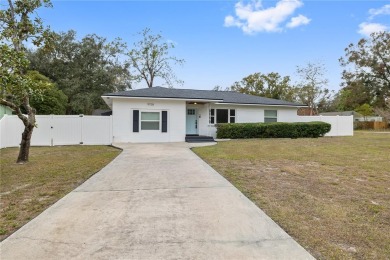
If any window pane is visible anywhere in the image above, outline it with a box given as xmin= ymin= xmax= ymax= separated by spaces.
xmin=188 ymin=109 xmax=195 ymax=115
xmin=210 ymin=117 xmax=215 ymax=124
xmin=141 ymin=121 xmax=159 ymax=130
xmin=264 ymin=118 xmax=277 ymax=123
xmin=264 ymin=110 xmax=277 ymax=117
xmin=210 ymin=109 xmax=215 ymax=116
xmin=230 ymin=109 xmax=235 ymax=116
xmin=217 ymin=109 xmax=229 ymax=123
xmin=141 ymin=112 xmax=160 ymax=120
xmin=230 ymin=117 xmax=235 ymax=123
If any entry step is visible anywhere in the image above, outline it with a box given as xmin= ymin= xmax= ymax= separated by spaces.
xmin=185 ymin=135 xmax=215 ymax=143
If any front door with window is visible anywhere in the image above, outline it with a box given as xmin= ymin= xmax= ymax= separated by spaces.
xmin=186 ymin=109 xmax=198 ymax=135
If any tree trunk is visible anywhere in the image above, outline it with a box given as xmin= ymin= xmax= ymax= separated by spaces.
xmin=17 ymin=123 xmax=34 ymax=163
xmin=16 ymin=97 xmax=36 ymax=164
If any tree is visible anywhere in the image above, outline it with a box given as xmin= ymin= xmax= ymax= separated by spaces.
xmin=355 ymin=103 xmax=373 ymax=121
xmin=127 ymin=28 xmax=185 ymax=88
xmin=28 ymin=71 xmax=67 ymax=115
xmin=0 ymin=0 xmax=53 ymax=163
xmin=333 ymin=81 xmax=372 ymax=111
xmin=374 ymin=99 xmax=390 ymax=123
xmin=230 ymin=72 xmax=296 ymax=101
xmin=295 ymin=62 xmax=330 ymax=115
xmin=340 ymin=31 xmax=390 ymax=108
xmin=212 ymin=85 xmax=230 ymax=91
xmin=28 ymin=30 xmax=131 ymax=114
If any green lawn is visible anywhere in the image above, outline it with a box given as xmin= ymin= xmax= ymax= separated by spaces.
xmin=193 ymin=132 xmax=390 ymax=259
xmin=0 ymin=145 xmax=121 ymax=241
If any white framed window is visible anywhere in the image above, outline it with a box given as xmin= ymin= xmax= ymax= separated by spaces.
xmin=209 ymin=109 xmax=235 ymax=124
xmin=141 ymin=111 xmax=160 ymax=130
xmin=209 ymin=109 xmax=215 ymax=124
xmin=230 ymin=109 xmax=235 ymax=123
xmin=264 ymin=110 xmax=277 ymax=123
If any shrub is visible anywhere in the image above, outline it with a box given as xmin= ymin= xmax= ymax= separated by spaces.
xmin=216 ymin=122 xmax=331 ymax=139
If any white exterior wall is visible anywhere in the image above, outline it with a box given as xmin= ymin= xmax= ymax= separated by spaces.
xmin=199 ymin=105 xmax=300 ymax=138
xmin=194 ymin=105 xmax=352 ymax=137
xmin=112 ymin=98 xmax=186 ymax=143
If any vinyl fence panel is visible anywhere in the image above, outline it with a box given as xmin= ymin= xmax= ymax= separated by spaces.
xmin=31 ymin=115 xmax=52 ymax=146
xmin=81 ymin=116 xmax=112 ymax=145
xmin=0 ymin=115 xmax=112 ymax=149
xmin=52 ymin=116 xmax=83 ymax=146
xmin=295 ymin=116 xmax=354 ymax=136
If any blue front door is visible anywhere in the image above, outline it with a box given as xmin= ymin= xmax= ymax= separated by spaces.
xmin=186 ymin=109 xmax=197 ymax=135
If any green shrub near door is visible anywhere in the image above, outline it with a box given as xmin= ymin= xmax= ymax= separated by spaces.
xmin=216 ymin=122 xmax=331 ymax=139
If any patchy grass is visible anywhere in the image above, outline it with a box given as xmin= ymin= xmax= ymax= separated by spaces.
xmin=0 ymin=145 xmax=121 ymax=241
xmin=193 ymin=132 xmax=390 ymax=259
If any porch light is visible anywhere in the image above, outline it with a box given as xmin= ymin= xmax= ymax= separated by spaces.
xmin=194 ymin=102 xmax=197 ymax=105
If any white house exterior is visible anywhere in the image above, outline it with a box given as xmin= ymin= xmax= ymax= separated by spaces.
xmin=102 ymin=87 xmax=306 ymax=143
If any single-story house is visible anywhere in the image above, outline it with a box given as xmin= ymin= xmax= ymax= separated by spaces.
xmin=102 ymin=87 xmax=306 ymax=142
xmin=102 ymin=87 xmax=306 ymax=143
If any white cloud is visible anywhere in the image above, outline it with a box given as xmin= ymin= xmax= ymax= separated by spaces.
xmin=224 ymin=15 xmax=242 ymax=27
xmin=358 ymin=22 xmax=388 ymax=37
xmin=224 ymin=0 xmax=310 ymax=34
xmin=368 ymin=4 xmax=390 ymax=19
xmin=286 ymin=14 xmax=311 ymax=28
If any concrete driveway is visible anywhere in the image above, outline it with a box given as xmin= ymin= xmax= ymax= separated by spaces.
xmin=1 ymin=143 xmax=314 ymax=259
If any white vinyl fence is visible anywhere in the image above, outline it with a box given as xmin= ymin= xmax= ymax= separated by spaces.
xmin=0 ymin=115 xmax=112 ymax=149
xmin=294 ymin=115 xmax=354 ymax=136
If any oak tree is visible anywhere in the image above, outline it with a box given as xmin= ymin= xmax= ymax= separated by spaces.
xmin=0 ymin=0 xmax=53 ymax=163
xmin=231 ymin=72 xmax=296 ymax=101
xmin=295 ymin=62 xmax=330 ymax=115
xmin=28 ymin=30 xmax=131 ymax=114
xmin=340 ymin=31 xmax=390 ymax=108
xmin=127 ymin=28 xmax=185 ymax=88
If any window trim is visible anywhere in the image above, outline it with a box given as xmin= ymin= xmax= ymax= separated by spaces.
xmin=264 ymin=110 xmax=278 ymax=123
xmin=140 ymin=111 xmax=161 ymax=131
xmin=209 ymin=108 xmax=236 ymax=124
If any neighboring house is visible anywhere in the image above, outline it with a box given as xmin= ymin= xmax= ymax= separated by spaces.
xmin=0 ymin=105 xmax=13 ymax=119
xmin=102 ymin=87 xmax=305 ymax=143
xmin=297 ymin=107 xmax=318 ymax=116
xmin=320 ymin=111 xmax=383 ymax=122
xmin=92 ymin=109 xmax=112 ymax=116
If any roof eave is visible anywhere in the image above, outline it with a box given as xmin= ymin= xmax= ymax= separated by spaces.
xmin=214 ymin=102 xmax=306 ymax=107
xmin=101 ymin=95 xmax=223 ymax=102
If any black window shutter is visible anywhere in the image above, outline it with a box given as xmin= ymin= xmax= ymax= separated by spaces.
xmin=162 ymin=111 xmax=168 ymax=133
xmin=133 ymin=110 xmax=139 ymax=132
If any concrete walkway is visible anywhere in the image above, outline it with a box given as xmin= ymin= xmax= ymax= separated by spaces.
xmin=1 ymin=143 xmax=314 ymax=259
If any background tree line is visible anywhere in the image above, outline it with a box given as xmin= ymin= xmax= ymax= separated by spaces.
xmin=25 ymin=28 xmax=390 ymax=118
xmin=217 ymin=31 xmax=389 ymax=120
xmin=26 ymin=28 xmax=184 ymax=115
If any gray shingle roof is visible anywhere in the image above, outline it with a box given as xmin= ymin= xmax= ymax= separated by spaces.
xmin=103 ymin=87 xmax=304 ymax=106
xmin=320 ymin=111 xmax=363 ymax=117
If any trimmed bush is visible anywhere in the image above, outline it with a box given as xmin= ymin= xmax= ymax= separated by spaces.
xmin=216 ymin=122 xmax=331 ymax=139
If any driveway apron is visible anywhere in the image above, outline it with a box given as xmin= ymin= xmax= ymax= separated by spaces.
xmin=0 ymin=143 xmax=314 ymax=259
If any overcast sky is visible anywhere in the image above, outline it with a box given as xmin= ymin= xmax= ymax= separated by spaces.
xmin=35 ymin=0 xmax=390 ymax=91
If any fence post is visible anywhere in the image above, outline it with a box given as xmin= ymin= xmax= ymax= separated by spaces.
xmin=0 ymin=115 xmax=6 ymax=149
xmin=79 ymin=114 xmax=84 ymax=144
xmin=109 ymin=115 xmax=113 ymax=145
